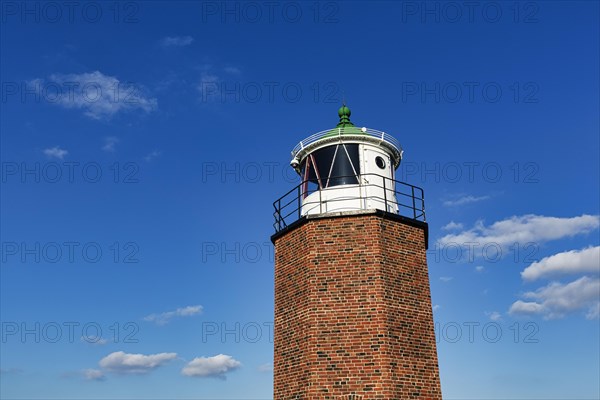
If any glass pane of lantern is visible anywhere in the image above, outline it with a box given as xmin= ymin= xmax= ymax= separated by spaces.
xmin=302 ymin=144 xmax=360 ymax=187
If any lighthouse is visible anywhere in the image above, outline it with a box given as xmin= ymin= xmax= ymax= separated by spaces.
xmin=271 ymin=106 xmax=442 ymax=399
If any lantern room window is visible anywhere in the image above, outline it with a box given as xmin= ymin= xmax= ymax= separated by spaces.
xmin=300 ymin=143 xmax=360 ymax=189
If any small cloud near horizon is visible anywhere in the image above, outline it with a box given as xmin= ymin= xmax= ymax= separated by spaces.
xmin=83 ymin=368 xmax=106 ymax=381
xmin=144 ymin=150 xmax=162 ymax=162
xmin=181 ymin=354 xmax=241 ymax=379
xmin=99 ymin=351 xmax=177 ymax=374
xmin=443 ymin=194 xmax=490 ymax=207
xmin=160 ymin=36 xmax=194 ymax=47
xmin=442 ymin=221 xmax=464 ymax=230
xmin=102 ymin=137 xmax=119 ymax=152
xmin=143 ymin=305 xmax=203 ymax=325
xmin=43 ymin=146 xmax=68 ymax=159
xmin=486 ymin=311 xmax=502 ymax=321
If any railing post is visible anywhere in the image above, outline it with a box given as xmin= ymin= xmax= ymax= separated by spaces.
xmin=411 ymin=186 xmax=416 ymax=219
xmin=297 ymin=185 xmax=301 ymax=220
xmin=383 ymin=176 xmax=387 ymax=212
xmin=319 ymin=187 xmax=322 ymax=214
xmin=277 ymin=200 xmax=281 ymax=231
xmin=422 ymin=191 xmax=426 ymax=222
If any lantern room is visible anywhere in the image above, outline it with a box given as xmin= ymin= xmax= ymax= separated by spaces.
xmin=289 ymin=105 xmax=404 ymax=216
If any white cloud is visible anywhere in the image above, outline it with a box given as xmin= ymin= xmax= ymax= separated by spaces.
xmin=257 ymin=363 xmax=273 ymax=373
xmin=81 ymin=336 xmax=108 ymax=346
xmin=99 ymin=351 xmax=177 ymax=374
xmin=83 ymin=369 xmax=105 ymax=381
xmin=439 ymin=276 xmax=453 ymax=282
xmin=182 ymin=354 xmax=241 ymax=378
xmin=586 ymin=302 xmax=600 ymax=320
xmin=475 ymin=266 xmax=485 ymax=273
xmin=438 ymin=214 xmax=599 ymax=251
xmin=442 ymin=221 xmax=464 ymax=231
xmin=143 ymin=305 xmax=203 ymax=325
xmin=29 ymin=71 xmax=157 ymax=120
xmin=144 ymin=150 xmax=162 ymax=162
xmin=509 ymin=300 xmax=544 ymax=315
xmin=509 ymin=276 xmax=600 ymax=319
xmin=521 ymin=246 xmax=600 ymax=281
xmin=102 ymin=136 xmax=119 ymax=152
xmin=160 ymin=36 xmax=194 ymax=47
xmin=443 ymin=195 xmax=490 ymax=207
xmin=432 ymin=304 xmax=440 ymax=312
xmin=43 ymin=146 xmax=68 ymax=159
xmin=486 ymin=311 xmax=502 ymax=321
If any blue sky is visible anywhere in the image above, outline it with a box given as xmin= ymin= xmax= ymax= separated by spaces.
xmin=0 ymin=1 xmax=599 ymax=399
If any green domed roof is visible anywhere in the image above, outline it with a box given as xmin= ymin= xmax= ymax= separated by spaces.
xmin=324 ymin=104 xmax=364 ymax=137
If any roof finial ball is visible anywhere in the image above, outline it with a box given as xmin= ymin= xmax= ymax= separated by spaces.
xmin=337 ymin=103 xmax=353 ymax=127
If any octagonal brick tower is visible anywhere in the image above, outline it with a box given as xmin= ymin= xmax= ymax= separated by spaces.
xmin=271 ymin=106 xmax=442 ymax=399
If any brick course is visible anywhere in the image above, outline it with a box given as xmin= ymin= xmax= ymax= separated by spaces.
xmin=273 ymin=212 xmax=442 ymax=399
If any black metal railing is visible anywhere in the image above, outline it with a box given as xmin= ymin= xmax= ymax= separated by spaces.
xmin=273 ymin=173 xmax=425 ymax=233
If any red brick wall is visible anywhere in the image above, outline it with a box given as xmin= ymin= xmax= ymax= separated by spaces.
xmin=273 ymin=213 xmax=442 ymax=399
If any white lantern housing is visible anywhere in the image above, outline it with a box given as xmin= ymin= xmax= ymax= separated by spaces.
xmin=290 ymin=105 xmax=404 ymax=216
